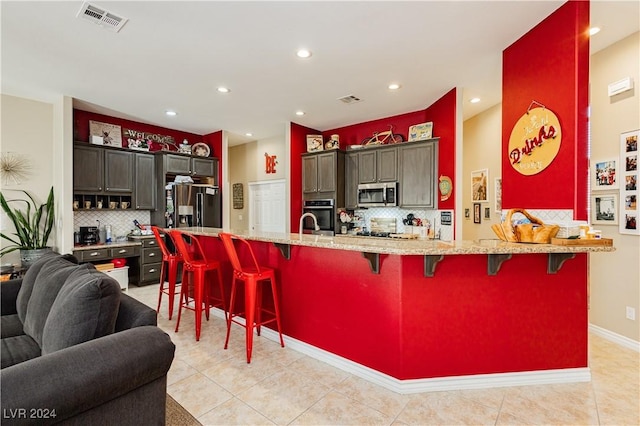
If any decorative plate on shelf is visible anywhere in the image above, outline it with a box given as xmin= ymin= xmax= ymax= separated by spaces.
xmin=191 ymin=143 xmax=210 ymax=157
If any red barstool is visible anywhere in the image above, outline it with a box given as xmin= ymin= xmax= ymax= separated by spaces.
xmin=152 ymin=226 xmax=183 ymax=320
xmin=170 ymin=230 xmax=227 ymax=341
xmin=218 ymin=232 xmax=284 ymax=363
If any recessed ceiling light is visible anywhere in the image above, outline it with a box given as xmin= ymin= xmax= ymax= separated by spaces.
xmin=589 ymin=27 xmax=601 ymax=36
xmin=295 ymin=111 xmax=305 ymax=116
xmin=296 ymin=49 xmax=312 ymax=59
xmin=217 ymin=87 xmax=230 ymax=93
xmin=165 ymin=110 xmax=177 ymax=116
xmin=245 ymin=133 xmax=253 ymax=137
xmin=470 ymin=97 xmax=481 ymax=104
xmin=388 ymin=83 xmax=401 ymax=90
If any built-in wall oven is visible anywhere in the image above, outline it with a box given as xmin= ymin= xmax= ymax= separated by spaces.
xmin=302 ymin=199 xmax=335 ymax=235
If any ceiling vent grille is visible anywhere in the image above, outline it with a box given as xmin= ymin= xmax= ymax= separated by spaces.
xmin=76 ymin=2 xmax=128 ymax=33
xmin=337 ymin=95 xmax=362 ymax=105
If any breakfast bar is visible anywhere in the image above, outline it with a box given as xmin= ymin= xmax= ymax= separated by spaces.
xmin=183 ymin=227 xmax=614 ymax=389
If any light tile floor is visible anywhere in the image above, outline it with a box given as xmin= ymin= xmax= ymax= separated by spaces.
xmin=128 ymin=284 xmax=640 ymax=425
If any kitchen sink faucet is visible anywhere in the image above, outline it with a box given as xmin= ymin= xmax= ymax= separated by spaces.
xmin=299 ymin=212 xmax=320 ymax=235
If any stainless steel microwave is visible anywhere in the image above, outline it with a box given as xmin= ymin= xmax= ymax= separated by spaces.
xmin=357 ymin=182 xmax=397 ymax=208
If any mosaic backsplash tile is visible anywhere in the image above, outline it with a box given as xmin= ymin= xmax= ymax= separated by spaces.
xmin=352 ymin=207 xmax=454 ymax=241
xmin=74 ymin=210 xmax=151 ymax=241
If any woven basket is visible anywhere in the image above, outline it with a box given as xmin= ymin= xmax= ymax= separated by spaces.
xmin=492 ymin=209 xmax=559 ymax=244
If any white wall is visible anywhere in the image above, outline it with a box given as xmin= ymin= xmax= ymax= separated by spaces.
xmin=1 ymin=94 xmax=56 ymax=265
xmin=462 ymin=103 xmax=502 ymax=240
xmin=589 ymin=32 xmax=640 ymax=342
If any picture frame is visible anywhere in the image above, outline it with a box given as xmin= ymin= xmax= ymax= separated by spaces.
xmin=593 ymin=158 xmax=618 ymax=190
xmin=620 ymin=129 xmax=639 ymax=235
xmin=473 ymin=203 xmax=481 ymax=224
xmin=494 ymin=177 xmax=502 ymax=213
xmin=408 ymin=122 xmax=433 ymax=142
xmin=465 ymin=208 xmax=470 ymax=220
xmin=592 ymin=193 xmax=618 ymax=225
xmin=306 ymin=135 xmax=324 ymax=153
xmin=484 ymin=207 xmax=491 ymax=219
xmin=471 ymin=169 xmax=489 ymax=202
xmin=89 ymin=120 xmax=122 ymax=147
xmin=232 ymin=183 xmax=244 ymax=209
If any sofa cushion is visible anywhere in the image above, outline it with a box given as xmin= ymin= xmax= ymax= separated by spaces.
xmin=1 ymin=334 xmax=41 ymax=369
xmin=15 ymin=251 xmax=61 ymax=323
xmin=21 ymin=258 xmax=81 ymax=346
xmin=41 ymin=267 xmax=121 ymax=355
xmin=0 ymin=314 xmax=24 ymax=339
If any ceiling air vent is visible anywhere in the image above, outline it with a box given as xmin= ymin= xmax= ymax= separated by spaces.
xmin=76 ymin=2 xmax=128 ymax=33
xmin=337 ymin=95 xmax=363 ymax=105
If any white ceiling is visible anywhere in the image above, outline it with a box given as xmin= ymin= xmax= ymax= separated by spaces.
xmin=1 ymin=1 xmax=638 ymax=145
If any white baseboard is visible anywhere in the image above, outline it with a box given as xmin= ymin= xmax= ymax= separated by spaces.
xmin=589 ymin=323 xmax=640 ymax=352
xmin=256 ymin=325 xmax=591 ymax=394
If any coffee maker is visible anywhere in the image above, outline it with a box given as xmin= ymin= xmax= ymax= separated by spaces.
xmin=79 ymin=226 xmax=100 ymax=245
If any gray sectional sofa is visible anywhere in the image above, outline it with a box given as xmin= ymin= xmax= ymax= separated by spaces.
xmin=0 ymin=253 xmax=175 ymax=425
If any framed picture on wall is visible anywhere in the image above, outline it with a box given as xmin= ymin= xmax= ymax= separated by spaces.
xmin=494 ymin=178 xmax=502 ymax=213
xmin=592 ymin=193 xmax=618 ymax=225
xmin=473 ymin=203 xmax=481 ymax=224
xmin=471 ymin=169 xmax=489 ymax=202
xmin=593 ymin=158 xmax=618 ymax=190
xmin=89 ymin=120 xmax=122 ymax=147
xmin=620 ymin=129 xmax=639 ymax=235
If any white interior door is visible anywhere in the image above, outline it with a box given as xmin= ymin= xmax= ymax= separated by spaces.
xmin=248 ymin=179 xmax=286 ymax=233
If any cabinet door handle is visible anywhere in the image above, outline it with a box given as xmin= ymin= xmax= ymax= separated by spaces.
xmin=148 ymin=268 xmax=157 ymax=273
xmin=148 ymin=241 xmax=156 ymax=246
xmin=118 ymin=249 xmax=127 ymax=254
xmin=90 ymin=252 xmax=100 ymax=257
xmin=148 ymin=252 xmax=156 ymax=257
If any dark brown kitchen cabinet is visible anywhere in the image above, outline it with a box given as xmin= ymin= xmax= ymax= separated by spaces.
xmin=74 ymin=145 xmax=104 ymax=192
xmin=398 ymin=139 xmax=439 ymax=208
xmin=345 ymin=152 xmax=359 ymax=209
xmin=358 ymin=146 xmax=397 ymax=184
xmin=164 ymin=153 xmax=215 ymax=177
xmin=302 ymin=150 xmax=345 ymax=205
xmin=134 ymin=152 xmax=156 ymax=210
xmin=104 ymin=150 xmax=134 ymax=193
xmin=303 ymin=151 xmax=343 ymax=194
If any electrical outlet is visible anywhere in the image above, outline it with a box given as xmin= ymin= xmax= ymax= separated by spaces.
xmin=626 ymin=306 xmax=636 ymax=321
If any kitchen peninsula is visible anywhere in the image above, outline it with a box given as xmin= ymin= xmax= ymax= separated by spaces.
xmin=181 ymin=228 xmax=614 ymax=390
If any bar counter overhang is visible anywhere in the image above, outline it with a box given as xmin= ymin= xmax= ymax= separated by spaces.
xmin=182 ymin=228 xmax=615 ymax=393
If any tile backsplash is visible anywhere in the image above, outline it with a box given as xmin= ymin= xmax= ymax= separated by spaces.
xmin=351 ymin=207 xmax=454 ymax=241
xmin=74 ymin=210 xmax=151 ymax=240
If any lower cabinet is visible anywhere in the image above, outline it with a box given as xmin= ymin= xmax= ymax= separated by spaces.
xmin=72 ymin=245 xmax=141 ymax=289
xmin=138 ymin=237 xmax=162 ymax=285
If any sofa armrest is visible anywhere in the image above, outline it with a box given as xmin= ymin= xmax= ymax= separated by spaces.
xmin=1 ymin=326 xmax=175 ymax=425
xmin=1 ymin=279 xmax=22 ymax=316
xmin=115 ymin=293 xmax=157 ymax=331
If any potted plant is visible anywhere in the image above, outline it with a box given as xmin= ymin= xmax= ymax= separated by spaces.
xmin=0 ymin=186 xmax=55 ymax=267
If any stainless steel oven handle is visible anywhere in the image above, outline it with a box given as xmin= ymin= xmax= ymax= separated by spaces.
xmin=303 ymin=206 xmax=333 ymax=210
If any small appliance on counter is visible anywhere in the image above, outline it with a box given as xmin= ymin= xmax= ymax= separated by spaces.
xmin=79 ymin=226 xmax=100 ymax=245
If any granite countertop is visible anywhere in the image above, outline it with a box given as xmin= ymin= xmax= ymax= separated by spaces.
xmin=171 ymin=227 xmax=616 ymax=256
xmin=72 ymin=240 xmax=142 ymax=251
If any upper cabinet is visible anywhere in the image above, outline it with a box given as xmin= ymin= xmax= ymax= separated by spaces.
xmin=164 ymin=153 xmax=215 ymax=177
xmin=104 ymin=150 xmax=134 ymax=193
xmin=302 ymin=150 xmax=345 ymax=204
xmin=134 ymin=152 xmax=157 ymax=210
xmin=74 ymin=145 xmax=104 ymax=192
xmin=357 ymin=146 xmax=398 ymax=184
xmin=345 ymin=152 xmax=359 ymax=209
xmin=398 ymin=139 xmax=439 ymax=208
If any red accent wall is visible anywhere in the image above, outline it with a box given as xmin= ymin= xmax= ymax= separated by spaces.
xmin=424 ymin=88 xmax=457 ymax=212
xmin=502 ymin=1 xmax=590 ymax=218
xmin=74 ymin=109 xmax=205 ymax=151
xmin=290 ymin=122 xmax=322 ymax=232
xmin=203 ymin=130 xmax=223 ymax=189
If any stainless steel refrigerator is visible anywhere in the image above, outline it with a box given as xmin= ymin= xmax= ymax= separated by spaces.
xmin=168 ymin=183 xmax=221 ymax=228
